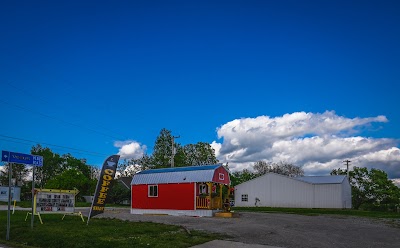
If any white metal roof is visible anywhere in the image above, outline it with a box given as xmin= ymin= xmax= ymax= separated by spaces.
xmin=294 ymin=175 xmax=346 ymax=184
xmin=131 ymin=164 xmax=223 ymax=185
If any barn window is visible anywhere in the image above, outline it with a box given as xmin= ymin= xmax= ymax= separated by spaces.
xmin=241 ymin=194 xmax=248 ymax=202
xmin=219 ymin=173 xmax=224 ymax=180
xmin=148 ymin=185 xmax=158 ymax=197
xmin=199 ymin=184 xmax=207 ymax=194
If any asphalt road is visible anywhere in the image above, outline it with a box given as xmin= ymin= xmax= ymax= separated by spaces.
xmin=97 ymin=209 xmax=400 ymax=248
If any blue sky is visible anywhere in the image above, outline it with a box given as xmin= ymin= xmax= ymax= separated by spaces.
xmin=1 ymin=1 xmax=399 ymax=180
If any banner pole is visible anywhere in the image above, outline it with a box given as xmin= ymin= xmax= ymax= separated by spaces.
xmin=31 ymin=164 xmax=35 ymax=228
xmin=6 ymin=163 xmax=12 ymax=240
xmin=87 ymin=185 xmax=96 ymax=225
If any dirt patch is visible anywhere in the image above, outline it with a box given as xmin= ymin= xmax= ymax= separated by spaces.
xmin=96 ymin=209 xmax=400 ymax=248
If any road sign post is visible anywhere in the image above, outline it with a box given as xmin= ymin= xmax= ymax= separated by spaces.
xmin=1 ymin=150 xmax=43 ymax=240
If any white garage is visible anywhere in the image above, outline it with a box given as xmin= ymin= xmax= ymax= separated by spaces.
xmin=234 ymin=173 xmax=352 ymax=209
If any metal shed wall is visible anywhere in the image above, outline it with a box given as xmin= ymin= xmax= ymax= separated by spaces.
xmin=341 ymin=179 xmax=352 ymax=209
xmin=313 ymin=184 xmax=342 ymax=208
xmin=235 ymin=174 xmax=314 ymax=208
xmin=234 ymin=173 xmax=351 ymax=209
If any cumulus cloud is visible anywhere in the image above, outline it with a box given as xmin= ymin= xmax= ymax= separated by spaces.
xmin=114 ymin=140 xmax=147 ymax=160
xmin=213 ymin=111 xmax=400 ymax=179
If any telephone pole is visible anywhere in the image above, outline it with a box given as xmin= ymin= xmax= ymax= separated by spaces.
xmin=343 ymin=160 xmax=351 ymax=181
xmin=171 ymin=135 xmax=180 ymax=167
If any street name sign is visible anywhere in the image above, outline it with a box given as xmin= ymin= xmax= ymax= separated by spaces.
xmin=1 ymin=150 xmax=43 ymax=166
xmin=1 ymin=149 xmax=44 ymax=240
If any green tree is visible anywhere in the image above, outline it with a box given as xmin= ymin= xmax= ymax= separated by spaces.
xmin=331 ymin=166 xmax=400 ymax=210
xmin=89 ymin=165 xmax=101 ymax=180
xmin=120 ymin=154 xmax=154 ymax=177
xmin=45 ymin=169 xmax=96 ymax=197
xmin=106 ymin=180 xmax=131 ymax=204
xmin=61 ymin=154 xmax=91 ymax=178
xmin=0 ymin=163 xmax=30 ymax=186
xmin=182 ymin=142 xmax=219 ymax=166
xmin=253 ymin=160 xmax=304 ymax=177
xmin=151 ymin=128 xmax=218 ymax=168
xmin=231 ymin=169 xmax=257 ymax=186
xmin=152 ymin=128 xmax=174 ymax=168
xmin=31 ymin=145 xmax=64 ymax=188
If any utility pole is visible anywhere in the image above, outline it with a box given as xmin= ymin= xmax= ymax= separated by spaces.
xmin=343 ymin=160 xmax=351 ymax=181
xmin=171 ymin=135 xmax=180 ymax=167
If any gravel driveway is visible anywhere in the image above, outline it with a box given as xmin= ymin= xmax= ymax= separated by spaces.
xmin=96 ymin=209 xmax=400 ymax=248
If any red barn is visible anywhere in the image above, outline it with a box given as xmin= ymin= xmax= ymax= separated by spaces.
xmin=131 ymin=164 xmax=231 ymax=217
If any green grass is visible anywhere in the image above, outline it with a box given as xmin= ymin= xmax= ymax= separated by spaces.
xmin=232 ymin=206 xmax=400 ymax=218
xmin=0 ymin=201 xmax=130 ymax=208
xmin=0 ymin=211 xmax=221 ymax=248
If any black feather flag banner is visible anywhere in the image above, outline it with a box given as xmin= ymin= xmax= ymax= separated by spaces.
xmin=87 ymin=154 xmax=120 ymax=224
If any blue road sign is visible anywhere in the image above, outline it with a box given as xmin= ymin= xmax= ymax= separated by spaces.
xmin=1 ymin=150 xmax=43 ymax=166
xmin=32 ymin=155 xmax=43 ymax=166
xmin=1 ymin=151 xmax=9 ymax=162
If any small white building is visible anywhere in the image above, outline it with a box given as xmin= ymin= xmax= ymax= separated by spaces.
xmin=234 ymin=173 xmax=351 ymax=209
xmin=0 ymin=186 xmax=21 ymax=202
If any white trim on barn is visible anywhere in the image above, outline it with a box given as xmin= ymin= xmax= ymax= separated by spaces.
xmin=234 ymin=173 xmax=352 ymax=209
xmin=130 ymin=208 xmax=216 ymax=217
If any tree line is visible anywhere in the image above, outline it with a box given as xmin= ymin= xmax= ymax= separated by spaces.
xmin=331 ymin=167 xmax=400 ymax=211
xmin=0 ymin=144 xmax=99 ymax=201
xmin=117 ymin=128 xmax=219 ymax=177
xmin=0 ymin=128 xmax=219 ymax=203
xmin=1 ymin=128 xmax=399 ymax=211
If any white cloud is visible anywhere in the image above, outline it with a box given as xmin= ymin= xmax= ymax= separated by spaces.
xmin=210 ymin=141 xmax=221 ymax=158
xmin=114 ymin=140 xmax=147 ymax=160
xmin=392 ymin=179 xmax=400 ymax=187
xmin=214 ymin=111 xmax=400 ymax=179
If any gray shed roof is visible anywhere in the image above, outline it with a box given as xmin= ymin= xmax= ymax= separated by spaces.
xmin=118 ymin=177 xmax=133 ymax=189
xmin=131 ymin=164 xmax=224 ymax=185
xmin=294 ymin=175 xmax=346 ymax=184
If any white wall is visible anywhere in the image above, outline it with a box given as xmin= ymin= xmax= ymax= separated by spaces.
xmin=0 ymin=186 xmax=21 ymax=202
xmin=234 ymin=173 xmax=352 ymax=209
xmin=341 ymin=178 xmax=352 ymax=209
xmin=313 ymin=184 xmax=342 ymax=208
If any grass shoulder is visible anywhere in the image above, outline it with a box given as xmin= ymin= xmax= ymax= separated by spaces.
xmin=232 ymin=207 xmax=400 ymax=219
xmin=0 ymin=200 xmax=131 ymax=208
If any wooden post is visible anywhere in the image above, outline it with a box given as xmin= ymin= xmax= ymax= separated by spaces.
xmin=219 ymin=184 xmax=223 ymax=209
xmin=207 ymin=182 xmax=212 ymax=210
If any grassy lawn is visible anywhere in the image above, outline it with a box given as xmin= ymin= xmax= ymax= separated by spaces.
xmin=232 ymin=206 xmax=400 ymax=218
xmin=0 ymin=201 xmax=130 ymax=208
xmin=0 ymin=211 xmax=221 ymax=248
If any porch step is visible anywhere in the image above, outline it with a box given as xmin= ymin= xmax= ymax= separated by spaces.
xmin=214 ymin=211 xmax=239 ymax=218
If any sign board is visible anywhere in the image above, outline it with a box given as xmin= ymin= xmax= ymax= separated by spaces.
xmin=1 ymin=150 xmax=44 ymax=239
xmin=1 ymin=150 xmax=43 ymax=166
xmin=87 ymin=155 xmax=120 ymax=223
xmin=0 ymin=187 xmax=20 ymax=202
xmin=35 ymin=189 xmax=78 ymax=214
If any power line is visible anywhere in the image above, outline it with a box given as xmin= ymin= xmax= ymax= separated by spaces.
xmin=171 ymin=135 xmax=180 ymax=168
xmin=0 ymin=134 xmax=107 ymax=157
xmin=0 ymin=99 xmax=123 ymax=140
xmin=343 ymin=160 xmax=351 ymax=181
xmin=2 ymin=81 xmax=129 ymax=141
xmin=0 ymin=138 xmax=105 ymax=158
